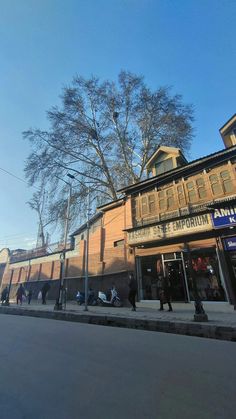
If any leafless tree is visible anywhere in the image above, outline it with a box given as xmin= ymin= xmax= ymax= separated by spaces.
xmin=24 ymin=71 xmax=194 ymax=228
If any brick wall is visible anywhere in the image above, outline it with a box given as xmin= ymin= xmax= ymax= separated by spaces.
xmin=0 ymin=199 xmax=136 ymax=300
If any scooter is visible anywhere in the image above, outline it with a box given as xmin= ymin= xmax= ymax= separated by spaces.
xmin=76 ymin=290 xmax=97 ymax=306
xmin=97 ymin=291 xmax=122 ymax=307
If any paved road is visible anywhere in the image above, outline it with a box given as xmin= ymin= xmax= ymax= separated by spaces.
xmin=0 ymin=315 xmax=235 ymax=419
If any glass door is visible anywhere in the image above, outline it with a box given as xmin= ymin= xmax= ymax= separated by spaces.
xmin=163 ymin=260 xmax=188 ymax=302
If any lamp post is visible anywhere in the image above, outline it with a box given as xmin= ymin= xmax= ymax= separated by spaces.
xmin=84 ymin=187 xmax=91 ymax=312
xmin=184 ymin=242 xmax=208 ymax=322
xmin=54 ymin=173 xmax=75 ymax=310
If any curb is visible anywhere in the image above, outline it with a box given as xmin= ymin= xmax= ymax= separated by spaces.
xmin=0 ymin=306 xmax=236 ymax=342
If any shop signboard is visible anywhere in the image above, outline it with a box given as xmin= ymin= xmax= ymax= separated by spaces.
xmin=128 ymin=214 xmax=212 ymax=245
xmin=224 ymin=237 xmax=236 ymax=251
xmin=211 ymin=206 xmax=236 ymax=228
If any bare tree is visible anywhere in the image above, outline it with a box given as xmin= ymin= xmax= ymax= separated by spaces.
xmin=27 ymin=187 xmax=54 ymax=247
xmin=24 ymin=71 xmax=194 ymax=228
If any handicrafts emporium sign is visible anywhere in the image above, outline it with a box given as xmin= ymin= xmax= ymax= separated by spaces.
xmin=128 ymin=214 xmax=212 ymax=245
xmin=211 ymin=206 xmax=236 ymax=228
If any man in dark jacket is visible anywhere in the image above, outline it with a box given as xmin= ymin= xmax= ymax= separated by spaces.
xmin=41 ymin=282 xmax=51 ymax=304
xmin=159 ymin=276 xmax=173 ymax=312
xmin=128 ymin=273 xmax=137 ymax=311
xmin=1 ymin=286 xmax=8 ymax=304
xmin=16 ymin=284 xmax=25 ymax=305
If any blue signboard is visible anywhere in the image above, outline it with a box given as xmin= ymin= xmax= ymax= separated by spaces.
xmin=224 ymin=237 xmax=236 ymax=251
xmin=211 ymin=206 xmax=236 ymax=228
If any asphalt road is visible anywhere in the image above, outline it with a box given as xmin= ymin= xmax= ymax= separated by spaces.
xmin=0 ymin=315 xmax=235 ymax=419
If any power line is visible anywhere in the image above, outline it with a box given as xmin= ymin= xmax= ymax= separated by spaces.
xmin=0 ymin=166 xmax=41 ymax=191
xmin=0 ymin=166 xmax=28 ymax=184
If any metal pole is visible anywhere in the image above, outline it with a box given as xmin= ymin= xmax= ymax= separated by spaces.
xmin=63 ymin=184 xmax=72 ymax=250
xmin=84 ymin=187 xmax=90 ymax=312
xmin=5 ymin=269 xmax=14 ymax=306
xmin=54 ymin=183 xmax=72 ymax=310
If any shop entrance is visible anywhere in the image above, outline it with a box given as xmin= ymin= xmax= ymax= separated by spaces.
xmin=137 ymin=246 xmax=227 ymax=302
xmin=139 ymin=253 xmax=189 ymax=302
xmin=163 ymin=259 xmax=188 ymax=302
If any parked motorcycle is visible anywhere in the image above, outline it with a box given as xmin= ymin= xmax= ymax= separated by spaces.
xmin=97 ymin=290 xmax=122 ymax=307
xmin=76 ymin=289 xmax=97 ymax=306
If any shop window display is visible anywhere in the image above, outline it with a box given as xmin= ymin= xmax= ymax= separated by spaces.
xmin=186 ymin=250 xmax=226 ymax=301
xmin=140 ymin=250 xmax=226 ymax=302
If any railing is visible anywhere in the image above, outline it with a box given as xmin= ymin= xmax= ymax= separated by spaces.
xmin=10 ymin=241 xmax=72 ymax=262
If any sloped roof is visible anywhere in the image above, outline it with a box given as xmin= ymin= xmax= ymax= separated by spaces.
xmin=71 ymin=211 xmax=103 ymax=237
xmin=219 ymin=114 xmax=236 ymax=135
xmin=97 ymin=197 xmax=124 ymax=212
xmin=118 ymin=144 xmax=236 ymax=195
xmin=145 ymin=145 xmax=188 ymax=169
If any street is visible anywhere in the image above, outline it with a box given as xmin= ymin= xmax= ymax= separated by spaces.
xmin=0 ymin=315 xmax=235 ymax=419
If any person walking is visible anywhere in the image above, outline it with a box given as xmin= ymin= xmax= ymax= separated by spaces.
xmin=41 ymin=282 xmax=51 ymax=304
xmin=110 ymin=284 xmax=118 ymax=304
xmin=159 ymin=276 xmax=173 ymax=312
xmin=128 ymin=273 xmax=137 ymax=311
xmin=27 ymin=289 xmax=33 ymax=305
xmin=1 ymin=286 xmax=8 ymax=304
xmin=16 ymin=284 xmax=25 ymax=305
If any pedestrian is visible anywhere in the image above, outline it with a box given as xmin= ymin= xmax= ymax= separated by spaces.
xmin=1 ymin=286 xmax=8 ymax=304
xmin=41 ymin=282 xmax=51 ymax=304
xmin=16 ymin=284 xmax=25 ymax=305
xmin=27 ymin=289 xmax=33 ymax=305
xmin=128 ymin=272 xmax=137 ymax=311
xmin=159 ymin=276 xmax=173 ymax=312
xmin=110 ymin=284 xmax=117 ymax=304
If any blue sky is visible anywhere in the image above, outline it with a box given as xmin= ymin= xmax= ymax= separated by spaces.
xmin=0 ymin=0 xmax=235 ymax=249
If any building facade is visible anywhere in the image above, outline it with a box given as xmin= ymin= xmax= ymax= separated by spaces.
xmin=1 ymin=115 xmax=236 ymax=307
xmin=119 ymin=114 xmax=236 ymax=306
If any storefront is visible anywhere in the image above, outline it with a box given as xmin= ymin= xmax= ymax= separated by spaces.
xmin=210 ymin=202 xmax=236 ymax=305
xmin=224 ymin=236 xmax=236 ymax=280
xmin=128 ymin=213 xmax=228 ymax=303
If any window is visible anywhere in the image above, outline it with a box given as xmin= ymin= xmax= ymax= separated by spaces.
xmin=155 ymin=158 xmax=173 ymax=175
xmin=158 ymin=190 xmax=165 ymax=211
xmin=220 ymin=170 xmax=233 ymax=193
xmin=196 ymin=177 xmax=207 ymax=199
xmin=141 ymin=196 xmax=148 ymax=215
xmin=186 ymin=181 xmax=197 ymax=203
xmin=137 ymin=193 xmax=157 ymax=218
xmin=209 ymin=174 xmax=222 ymax=196
xmin=132 ymin=197 xmax=140 ymax=219
xmin=148 ymin=194 xmax=156 ymax=214
xmin=114 ymin=240 xmax=124 ymax=247
xmin=166 ymin=188 xmax=175 ymax=209
xmin=177 ymin=185 xmax=186 ymax=206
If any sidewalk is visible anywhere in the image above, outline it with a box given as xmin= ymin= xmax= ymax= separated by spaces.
xmin=0 ymin=300 xmax=236 ymax=342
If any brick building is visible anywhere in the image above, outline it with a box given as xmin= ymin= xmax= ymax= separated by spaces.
xmin=1 ymin=115 xmax=236 ymax=307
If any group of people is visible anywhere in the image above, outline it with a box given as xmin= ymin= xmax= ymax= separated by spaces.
xmin=127 ymin=273 xmax=173 ymax=312
xmin=1 ymin=275 xmax=173 ymax=311
xmin=1 ymin=282 xmax=51 ymax=305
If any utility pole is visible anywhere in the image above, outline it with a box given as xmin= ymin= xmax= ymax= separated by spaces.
xmin=54 ymin=174 xmax=74 ymax=310
xmin=84 ymin=187 xmax=91 ymax=312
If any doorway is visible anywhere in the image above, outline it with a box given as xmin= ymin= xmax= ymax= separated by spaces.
xmin=139 ymin=253 xmax=188 ymax=301
xmin=163 ymin=260 xmax=188 ymax=302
